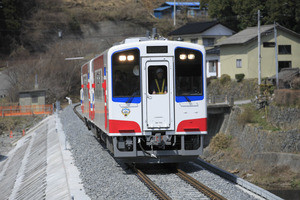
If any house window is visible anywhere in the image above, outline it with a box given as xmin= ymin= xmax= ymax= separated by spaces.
xmin=263 ymin=42 xmax=275 ymax=48
xmin=278 ymin=61 xmax=291 ymax=71
xmin=191 ymin=38 xmax=198 ymax=44
xmin=236 ymin=59 xmax=242 ymax=68
xmin=187 ymin=10 xmax=195 ymax=17
xmin=203 ymin=38 xmax=215 ymax=47
xmin=32 ymin=95 xmax=38 ymax=103
xmin=208 ymin=61 xmax=216 ymax=72
xmin=278 ymin=45 xmax=291 ymax=54
xmin=200 ymin=10 xmax=208 ymax=16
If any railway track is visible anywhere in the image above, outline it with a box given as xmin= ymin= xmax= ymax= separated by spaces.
xmin=73 ymin=104 xmax=84 ymax=122
xmin=130 ymin=164 xmax=227 ymax=200
xmin=71 ymin=104 xmax=279 ymax=200
xmin=131 ymin=165 xmax=172 ymax=200
xmin=74 ymin=104 xmax=226 ymax=200
xmin=176 ymin=168 xmax=227 ymax=200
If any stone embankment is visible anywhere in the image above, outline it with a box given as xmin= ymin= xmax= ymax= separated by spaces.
xmin=203 ymin=104 xmax=300 ymax=188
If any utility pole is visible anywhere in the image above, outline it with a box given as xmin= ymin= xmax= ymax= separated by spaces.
xmin=274 ymin=21 xmax=279 ymax=89
xmin=58 ymin=30 xmax=62 ymax=55
xmin=173 ymin=0 xmax=176 ymax=26
xmin=258 ymin=10 xmax=261 ymax=86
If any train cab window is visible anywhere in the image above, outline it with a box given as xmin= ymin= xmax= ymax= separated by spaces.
xmin=112 ymin=49 xmax=140 ymax=101
xmin=175 ymin=48 xmax=203 ymax=101
xmin=148 ymin=65 xmax=168 ymax=95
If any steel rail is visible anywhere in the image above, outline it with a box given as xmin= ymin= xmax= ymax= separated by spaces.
xmin=73 ymin=104 xmax=225 ymax=200
xmin=73 ymin=104 xmax=84 ymax=122
xmin=132 ymin=166 xmax=171 ymax=200
xmin=176 ymin=169 xmax=227 ymax=200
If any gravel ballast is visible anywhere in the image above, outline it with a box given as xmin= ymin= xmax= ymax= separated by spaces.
xmin=59 ymin=105 xmax=265 ymax=200
xmin=59 ymin=105 xmax=155 ymax=200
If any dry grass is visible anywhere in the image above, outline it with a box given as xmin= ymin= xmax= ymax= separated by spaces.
xmin=274 ymin=89 xmax=300 ymax=107
xmin=210 ymin=133 xmax=232 ymax=153
xmin=238 ymin=104 xmax=256 ymax=125
xmin=0 ymin=115 xmax=43 ymax=135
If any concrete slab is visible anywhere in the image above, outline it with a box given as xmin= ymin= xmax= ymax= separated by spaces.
xmin=0 ymin=114 xmax=90 ymax=200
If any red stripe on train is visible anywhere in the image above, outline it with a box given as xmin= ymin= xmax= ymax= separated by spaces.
xmin=109 ymin=120 xmax=141 ymax=133
xmin=177 ymin=118 xmax=207 ymax=132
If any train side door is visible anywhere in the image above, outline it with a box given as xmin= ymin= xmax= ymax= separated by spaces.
xmin=142 ymin=57 xmax=174 ymax=131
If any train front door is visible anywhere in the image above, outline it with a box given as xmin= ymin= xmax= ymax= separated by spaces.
xmin=142 ymin=57 xmax=174 ymax=131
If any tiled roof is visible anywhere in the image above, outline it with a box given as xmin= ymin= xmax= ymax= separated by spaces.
xmin=217 ymin=24 xmax=300 ymax=46
xmin=154 ymin=6 xmax=171 ymax=11
xmin=269 ymin=68 xmax=299 ymax=81
xmin=168 ymin=21 xmax=219 ymax=36
xmin=165 ymin=2 xmax=200 ymax=6
xmin=206 ymin=47 xmax=220 ymax=55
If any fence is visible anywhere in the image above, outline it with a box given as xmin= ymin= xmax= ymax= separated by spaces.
xmin=0 ymin=104 xmax=53 ymax=117
xmin=207 ymin=95 xmax=234 ymax=106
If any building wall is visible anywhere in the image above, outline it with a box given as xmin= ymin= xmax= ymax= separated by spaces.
xmin=220 ymin=44 xmax=250 ymax=78
xmin=220 ymin=29 xmax=300 ymax=79
xmin=19 ymin=94 xmax=32 ymax=106
xmin=206 ymin=54 xmax=221 ymax=77
xmin=201 ymin=24 xmax=234 ymax=36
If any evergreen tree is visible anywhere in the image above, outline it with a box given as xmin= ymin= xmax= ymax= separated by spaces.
xmin=233 ymin=0 xmax=266 ymax=30
xmin=207 ymin=0 xmax=239 ymax=31
xmin=0 ymin=0 xmax=35 ymax=54
xmin=265 ymin=0 xmax=300 ymax=33
xmin=207 ymin=0 xmax=299 ymax=33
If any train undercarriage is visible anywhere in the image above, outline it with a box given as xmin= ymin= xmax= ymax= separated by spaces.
xmin=87 ymin=119 xmax=204 ymax=163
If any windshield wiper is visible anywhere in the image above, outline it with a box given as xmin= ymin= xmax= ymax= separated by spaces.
xmin=183 ymin=95 xmax=191 ymax=102
xmin=126 ymin=91 xmax=138 ymax=103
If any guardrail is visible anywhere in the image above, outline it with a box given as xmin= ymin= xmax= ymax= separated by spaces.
xmin=0 ymin=104 xmax=53 ymax=117
xmin=207 ymin=95 xmax=234 ymax=106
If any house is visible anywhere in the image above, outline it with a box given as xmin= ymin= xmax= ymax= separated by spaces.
xmin=153 ymin=2 xmax=207 ymax=19
xmin=19 ymin=90 xmax=46 ymax=106
xmin=168 ymin=21 xmax=235 ymax=77
xmin=217 ymin=24 xmax=300 ymax=79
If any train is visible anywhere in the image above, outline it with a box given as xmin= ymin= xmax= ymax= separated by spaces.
xmin=80 ymin=33 xmax=207 ymax=163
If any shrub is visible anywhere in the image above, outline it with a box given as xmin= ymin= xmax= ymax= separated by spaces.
xmin=210 ymin=133 xmax=232 ymax=153
xmin=260 ymin=84 xmax=275 ymax=95
xmin=220 ymin=74 xmax=231 ymax=85
xmin=291 ymin=77 xmax=300 ymax=89
xmin=238 ymin=104 xmax=256 ymax=125
xmin=68 ymin=16 xmax=82 ymax=33
xmin=207 ymin=76 xmax=217 ymax=86
xmin=235 ymin=73 xmax=245 ymax=82
xmin=274 ymin=89 xmax=300 ymax=107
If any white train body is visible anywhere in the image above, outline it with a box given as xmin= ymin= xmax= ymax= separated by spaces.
xmin=80 ymin=38 xmax=207 ymax=163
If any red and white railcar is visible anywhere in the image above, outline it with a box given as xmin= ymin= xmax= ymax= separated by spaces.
xmin=80 ymin=37 xmax=207 ymax=163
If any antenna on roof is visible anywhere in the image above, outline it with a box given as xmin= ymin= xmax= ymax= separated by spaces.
xmin=152 ymin=28 xmax=159 ymax=40
xmin=35 ymin=74 xmax=38 ymax=89
xmin=146 ymin=30 xmax=151 ymax=38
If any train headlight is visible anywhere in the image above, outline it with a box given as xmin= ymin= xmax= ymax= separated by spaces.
xmin=179 ymin=54 xmax=187 ymax=60
xmin=119 ymin=55 xmax=126 ymax=61
xmin=127 ymin=55 xmax=134 ymax=61
xmin=188 ymin=54 xmax=195 ymax=60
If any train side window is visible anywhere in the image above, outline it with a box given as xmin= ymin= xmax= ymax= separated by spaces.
xmin=112 ymin=49 xmax=140 ymax=99
xmin=95 ymin=70 xmax=102 ymax=99
xmin=175 ymin=48 xmax=203 ymax=97
xmin=148 ymin=65 xmax=168 ymax=95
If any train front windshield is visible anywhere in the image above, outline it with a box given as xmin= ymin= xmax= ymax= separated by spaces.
xmin=175 ymin=48 xmax=203 ymax=101
xmin=112 ymin=49 xmax=140 ymax=102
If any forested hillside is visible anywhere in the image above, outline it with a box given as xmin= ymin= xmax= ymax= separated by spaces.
xmin=0 ymin=0 xmax=299 ymax=103
xmin=205 ymin=0 xmax=300 ymax=32
xmin=1 ymin=0 xmax=299 ymax=55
